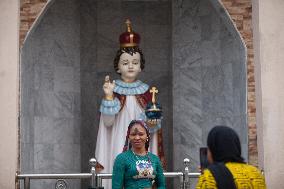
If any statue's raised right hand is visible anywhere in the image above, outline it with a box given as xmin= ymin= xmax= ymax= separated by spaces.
xmin=103 ymin=75 xmax=115 ymax=100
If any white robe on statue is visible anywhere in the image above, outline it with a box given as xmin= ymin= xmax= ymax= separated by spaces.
xmin=95 ymin=80 xmax=158 ymax=189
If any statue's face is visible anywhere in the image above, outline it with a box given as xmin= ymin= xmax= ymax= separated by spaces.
xmin=117 ymin=52 xmax=141 ymax=82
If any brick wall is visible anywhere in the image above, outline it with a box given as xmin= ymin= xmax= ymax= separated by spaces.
xmin=20 ymin=0 xmax=48 ymax=45
xmin=19 ymin=0 xmax=258 ymax=166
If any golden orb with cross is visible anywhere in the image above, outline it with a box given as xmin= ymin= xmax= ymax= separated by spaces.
xmin=148 ymin=87 xmax=159 ymax=111
xmin=145 ymin=86 xmax=163 ymax=129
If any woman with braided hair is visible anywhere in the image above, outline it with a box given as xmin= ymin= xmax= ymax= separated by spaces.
xmin=112 ymin=120 xmax=165 ymax=189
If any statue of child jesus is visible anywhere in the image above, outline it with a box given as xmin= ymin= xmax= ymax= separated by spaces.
xmin=95 ymin=20 xmax=165 ymax=188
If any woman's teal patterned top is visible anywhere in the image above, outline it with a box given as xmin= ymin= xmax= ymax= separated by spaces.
xmin=112 ymin=150 xmax=166 ymax=189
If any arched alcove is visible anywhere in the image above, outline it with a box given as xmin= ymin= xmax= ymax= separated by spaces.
xmin=20 ymin=0 xmax=246 ymax=188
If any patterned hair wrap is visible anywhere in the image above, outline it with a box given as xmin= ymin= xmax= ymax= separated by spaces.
xmin=123 ymin=120 xmax=150 ymax=152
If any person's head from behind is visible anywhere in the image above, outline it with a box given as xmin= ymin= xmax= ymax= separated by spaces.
xmin=207 ymin=126 xmax=244 ymax=164
xmin=124 ymin=120 xmax=150 ymax=151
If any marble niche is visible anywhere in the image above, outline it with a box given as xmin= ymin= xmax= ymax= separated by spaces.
xmin=20 ymin=0 xmax=246 ymax=188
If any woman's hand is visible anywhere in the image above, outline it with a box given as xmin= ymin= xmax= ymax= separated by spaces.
xmin=146 ymin=119 xmax=158 ymax=128
xmin=103 ymin=75 xmax=115 ymax=100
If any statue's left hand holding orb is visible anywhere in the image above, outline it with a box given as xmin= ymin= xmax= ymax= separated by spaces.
xmin=103 ymin=75 xmax=115 ymax=100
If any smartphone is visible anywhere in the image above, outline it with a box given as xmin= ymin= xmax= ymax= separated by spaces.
xmin=199 ymin=147 xmax=209 ymax=170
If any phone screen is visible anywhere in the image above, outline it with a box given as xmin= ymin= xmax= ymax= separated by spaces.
xmin=199 ymin=147 xmax=209 ymax=170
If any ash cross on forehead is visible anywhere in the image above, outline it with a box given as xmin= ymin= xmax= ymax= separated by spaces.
xmin=130 ymin=126 xmax=144 ymax=135
xmin=133 ymin=127 xmax=139 ymax=134
xmin=150 ymin=87 xmax=158 ymax=104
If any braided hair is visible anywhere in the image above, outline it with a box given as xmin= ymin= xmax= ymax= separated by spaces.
xmin=123 ymin=120 xmax=150 ymax=152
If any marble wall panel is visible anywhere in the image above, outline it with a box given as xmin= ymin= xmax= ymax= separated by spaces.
xmin=21 ymin=1 xmax=81 ymax=188
xmin=80 ymin=71 xmax=101 ymax=188
xmin=173 ymin=42 xmax=202 ymax=69
xmin=144 ymin=25 xmax=171 ymax=49
xmin=20 ymin=143 xmax=34 ymax=173
xmin=200 ymin=15 xmax=213 ymax=41
xmin=80 ymin=141 xmax=96 ymax=188
xmin=33 ymin=144 xmax=54 ymax=172
xmin=33 ymin=143 xmax=81 ymax=173
xmin=121 ymin=1 xmax=146 ymax=25
xmin=29 ymin=180 xmax=55 ymax=189
xmin=80 ymin=41 xmax=97 ymax=72
xmin=53 ymin=144 xmax=81 ymax=171
xmin=232 ymin=55 xmax=247 ymax=116
xmin=54 ymin=66 xmax=80 ymax=93
xmin=20 ymin=88 xmax=35 ymax=117
xmin=80 ymin=3 xmax=100 ymax=187
xmin=29 ymin=179 xmax=80 ymax=189
xmin=34 ymin=117 xmax=79 ymax=144
xmin=20 ymin=116 xmax=34 ymax=144
xmin=220 ymin=36 xmax=238 ymax=63
xmin=233 ymin=115 xmax=248 ymax=160
xmin=34 ymin=91 xmax=78 ymax=118
xmin=80 ymin=0 xmax=97 ymax=42
xmin=200 ymin=40 xmax=222 ymax=66
xmin=96 ymin=47 xmax=117 ymax=72
xmin=202 ymin=64 xmax=234 ymax=114
xmin=143 ymin=48 xmax=170 ymax=72
xmin=122 ymin=0 xmax=169 ymax=1
xmin=80 ymin=71 xmax=99 ymax=149
xmin=97 ymin=24 xmax=121 ymax=48
xmin=173 ymin=0 xmax=247 ymax=175
xmin=97 ymin=1 xmax=122 ymax=26
xmin=80 ymin=9 xmax=97 ymax=74
xmin=145 ymin=2 xmax=171 ymax=25
xmin=34 ymin=63 xmax=54 ymax=91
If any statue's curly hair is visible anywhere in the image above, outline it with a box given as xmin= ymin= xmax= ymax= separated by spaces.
xmin=113 ymin=46 xmax=145 ymax=73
